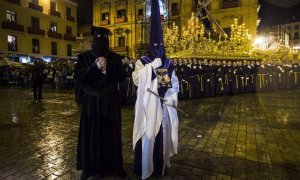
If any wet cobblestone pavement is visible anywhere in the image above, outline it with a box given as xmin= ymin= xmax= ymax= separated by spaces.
xmin=1 ymin=88 xmax=300 ymax=180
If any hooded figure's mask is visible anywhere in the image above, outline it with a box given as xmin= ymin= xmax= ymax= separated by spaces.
xmin=91 ymin=26 xmax=110 ymax=58
xmin=149 ymin=0 xmax=166 ymax=62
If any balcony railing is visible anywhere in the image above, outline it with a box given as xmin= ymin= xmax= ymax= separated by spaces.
xmin=49 ymin=10 xmax=61 ymax=17
xmin=171 ymin=9 xmax=179 ymax=16
xmin=2 ymin=22 xmax=24 ymax=32
xmin=28 ymin=2 xmax=43 ymax=12
xmin=115 ymin=16 xmax=126 ymax=23
xmin=100 ymin=20 xmax=110 ymax=26
xmin=5 ymin=0 xmax=20 ymax=5
xmin=222 ymin=1 xmax=239 ymax=9
xmin=28 ymin=27 xmax=45 ymax=36
xmin=66 ymin=15 xmax=75 ymax=22
xmin=134 ymin=44 xmax=148 ymax=51
xmin=112 ymin=46 xmax=128 ymax=52
xmin=48 ymin=31 xmax=62 ymax=39
xmin=64 ymin=34 xmax=76 ymax=41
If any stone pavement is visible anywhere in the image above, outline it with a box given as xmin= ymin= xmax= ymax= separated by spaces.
xmin=0 ymin=88 xmax=300 ymax=180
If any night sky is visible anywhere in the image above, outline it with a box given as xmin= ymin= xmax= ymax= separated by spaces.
xmin=258 ymin=0 xmax=300 ymax=29
xmin=77 ymin=0 xmax=93 ymax=26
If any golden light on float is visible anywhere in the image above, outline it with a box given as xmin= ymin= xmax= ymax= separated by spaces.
xmin=253 ymin=36 xmax=267 ymax=48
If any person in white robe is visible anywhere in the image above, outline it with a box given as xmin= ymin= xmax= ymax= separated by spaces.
xmin=132 ymin=56 xmax=179 ymax=179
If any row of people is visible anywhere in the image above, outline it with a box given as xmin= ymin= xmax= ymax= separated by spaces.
xmin=118 ymin=58 xmax=300 ymax=103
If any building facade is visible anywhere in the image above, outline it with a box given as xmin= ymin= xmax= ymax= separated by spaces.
xmin=93 ymin=0 xmax=259 ymax=58
xmin=0 ymin=0 xmax=78 ymax=63
xmin=285 ymin=21 xmax=300 ymax=49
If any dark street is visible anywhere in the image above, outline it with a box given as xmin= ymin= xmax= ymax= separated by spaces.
xmin=0 ymin=89 xmax=300 ymax=179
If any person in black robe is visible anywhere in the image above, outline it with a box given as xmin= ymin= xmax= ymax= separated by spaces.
xmin=215 ymin=60 xmax=224 ymax=96
xmin=75 ymin=26 xmax=127 ymax=180
xmin=175 ymin=58 xmax=184 ymax=99
xmin=229 ymin=61 xmax=239 ymax=95
xmin=189 ymin=58 xmax=201 ymax=98
xmin=32 ymin=59 xmax=45 ymax=100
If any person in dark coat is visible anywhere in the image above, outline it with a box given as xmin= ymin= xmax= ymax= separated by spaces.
xmin=215 ymin=60 xmax=224 ymax=96
xmin=32 ymin=59 xmax=45 ymax=100
xmin=75 ymin=26 xmax=127 ymax=180
xmin=189 ymin=58 xmax=201 ymax=98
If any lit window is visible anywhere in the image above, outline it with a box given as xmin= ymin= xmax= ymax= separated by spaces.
xmin=6 ymin=10 xmax=16 ymax=23
xmin=102 ymin=13 xmax=109 ymax=21
xmin=50 ymin=22 xmax=57 ymax=32
xmin=117 ymin=9 xmax=126 ymax=18
xmin=8 ymin=35 xmax=17 ymax=52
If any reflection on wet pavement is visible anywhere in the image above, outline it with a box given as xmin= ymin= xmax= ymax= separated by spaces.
xmin=0 ymin=88 xmax=300 ymax=179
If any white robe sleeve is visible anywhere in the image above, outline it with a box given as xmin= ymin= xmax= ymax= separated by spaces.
xmin=132 ymin=60 xmax=144 ymax=87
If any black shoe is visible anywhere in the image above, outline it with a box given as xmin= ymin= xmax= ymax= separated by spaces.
xmin=118 ymin=169 xmax=127 ymax=179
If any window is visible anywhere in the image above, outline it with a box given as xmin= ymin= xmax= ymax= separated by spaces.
xmin=102 ymin=12 xmax=109 ymax=21
xmin=66 ymin=26 xmax=72 ymax=34
xmin=287 ymin=26 xmax=291 ymax=30
xmin=32 ymin=39 xmax=40 ymax=53
xmin=294 ymin=32 xmax=299 ymax=39
xmin=50 ymin=22 xmax=57 ymax=32
xmin=6 ymin=10 xmax=16 ymax=23
xmin=295 ymin=25 xmax=299 ymax=30
xmin=172 ymin=3 xmax=178 ymax=10
xmin=8 ymin=35 xmax=17 ymax=52
xmin=67 ymin=44 xmax=72 ymax=56
xmin=31 ymin=17 xmax=39 ymax=29
xmin=51 ymin=42 xmax=57 ymax=55
xmin=118 ymin=37 xmax=125 ymax=47
xmin=66 ymin=7 xmax=72 ymax=17
xmin=117 ymin=9 xmax=126 ymax=18
xmin=32 ymin=0 xmax=38 ymax=4
xmin=138 ymin=9 xmax=143 ymax=16
xmin=50 ymin=1 xmax=56 ymax=11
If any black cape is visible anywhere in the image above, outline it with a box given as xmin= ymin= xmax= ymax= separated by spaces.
xmin=75 ymin=50 xmax=126 ymax=176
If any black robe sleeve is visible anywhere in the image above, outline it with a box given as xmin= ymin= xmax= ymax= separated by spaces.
xmin=75 ymin=52 xmax=108 ymax=97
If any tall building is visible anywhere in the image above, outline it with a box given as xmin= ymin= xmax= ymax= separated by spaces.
xmin=93 ymin=0 xmax=259 ymax=58
xmin=0 ymin=0 xmax=78 ymax=63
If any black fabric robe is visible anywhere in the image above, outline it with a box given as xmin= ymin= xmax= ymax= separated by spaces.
xmin=75 ymin=50 xmax=126 ymax=176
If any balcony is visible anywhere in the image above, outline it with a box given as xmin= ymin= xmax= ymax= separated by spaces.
xmin=115 ymin=16 xmax=126 ymax=23
xmin=134 ymin=44 xmax=148 ymax=51
xmin=100 ymin=20 xmax=110 ymax=26
xmin=49 ymin=10 xmax=61 ymax=17
xmin=2 ymin=22 xmax=24 ymax=32
xmin=28 ymin=2 xmax=43 ymax=12
xmin=48 ymin=31 xmax=62 ymax=39
xmin=28 ymin=27 xmax=45 ymax=36
xmin=66 ymin=15 xmax=75 ymax=22
xmin=64 ymin=34 xmax=76 ymax=41
xmin=222 ymin=1 xmax=239 ymax=9
xmin=111 ymin=46 xmax=128 ymax=52
xmin=171 ymin=9 xmax=179 ymax=16
xmin=5 ymin=0 xmax=20 ymax=5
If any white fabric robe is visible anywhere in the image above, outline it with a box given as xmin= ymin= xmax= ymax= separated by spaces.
xmin=132 ymin=59 xmax=179 ymax=179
